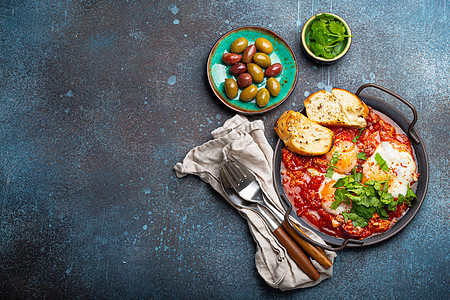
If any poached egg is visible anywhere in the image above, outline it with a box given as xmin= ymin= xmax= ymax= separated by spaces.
xmin=362 ymin=141 xmax=418 ymax=197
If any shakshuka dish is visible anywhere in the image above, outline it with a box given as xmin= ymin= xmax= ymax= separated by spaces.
xmin=281 ymin=109 xmax=419 ymax=240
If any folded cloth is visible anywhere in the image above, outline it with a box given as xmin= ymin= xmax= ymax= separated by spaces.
xmin=174 ymin=115 xmax=336 ymax=290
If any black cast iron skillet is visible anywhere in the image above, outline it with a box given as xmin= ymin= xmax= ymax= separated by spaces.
xmin=273 ymin=83 xmax=429 ymax=249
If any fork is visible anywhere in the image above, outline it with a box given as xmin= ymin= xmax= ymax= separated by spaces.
xmin=222 ymin=155 xmax=283 ymax=219
xmin=222 ymin=154 xmax=332 ymax=270
xmin=222 ymin=156 xmax=321 ymax=280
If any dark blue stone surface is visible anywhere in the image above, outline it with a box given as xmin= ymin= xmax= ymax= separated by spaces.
xmin=0 ymin=0 xmax=448 ymax=299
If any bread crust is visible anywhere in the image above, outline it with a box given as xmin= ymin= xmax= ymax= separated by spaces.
xmin=304 ymin=88 xmax=369 ymax=128
xmin=275 ymin=110 xmax=335 ymax=156
xmin=332 ymin=88 xmax=369 ymax=118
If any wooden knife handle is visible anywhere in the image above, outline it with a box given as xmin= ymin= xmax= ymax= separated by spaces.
xmin=282 ymin=220 xmax=332 ymax=269
xmin=273 ymin=227 xmax=320 ymax=281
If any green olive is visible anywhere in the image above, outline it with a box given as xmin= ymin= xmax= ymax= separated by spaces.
xmin=230 ymin=37 xmax=248 ymax=54
xmin=224 ymin=78 xmax=238 ymax=99
xmin=255 ymin=37 xmax=273 ymax=54
xmin=252 ymin=52 xmax=272 ymax=68
xmin=256 ymin=88 xmax=270 ymax=107
xmin=247 ymin=63 xmax=264 ymax=83
xmin=240 ymin=84 xmax=257 ymax=101
xmin=266 ymin=77 xmax=280 ymax=97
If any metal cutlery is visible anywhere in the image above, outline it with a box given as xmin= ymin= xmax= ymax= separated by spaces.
xmin=221 ymin=171 xmax=279 ymax=230
xmin=220 ymin=157 xmax=320 ymax=281
xmin=222 ymin=154 xmax=332 ymax=269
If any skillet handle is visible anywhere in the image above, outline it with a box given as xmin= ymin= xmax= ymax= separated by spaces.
xmin=281 ymin=195 xmax=364 ymax=251
xmin=355 ymin=83 xmax=420 ymax=144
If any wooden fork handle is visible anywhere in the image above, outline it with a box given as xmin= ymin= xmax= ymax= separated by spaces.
xmin=273 ymin=227 xmax=320 ymax=281
xmin=282 ymin=220 xmax=333 ymax=269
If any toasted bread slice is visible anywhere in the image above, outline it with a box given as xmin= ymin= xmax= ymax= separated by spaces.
xmin=275 ymin=110 xmax=335 ymax=156
xmin=304 ymin=88 xmax=369 ymax=128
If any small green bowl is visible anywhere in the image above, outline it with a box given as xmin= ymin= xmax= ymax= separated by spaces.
xmin=207 ymin=26 xmax=298 ymax=114
xmin=301 ymin=13 xmax=352 ymax=65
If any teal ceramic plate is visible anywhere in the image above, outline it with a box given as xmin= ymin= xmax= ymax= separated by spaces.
xmin=207 ymin=26 xmax=298 ymax=114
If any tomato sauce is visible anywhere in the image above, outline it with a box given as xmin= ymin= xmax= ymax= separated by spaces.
xmin=281 ymin=109 xmax=415 ymax=240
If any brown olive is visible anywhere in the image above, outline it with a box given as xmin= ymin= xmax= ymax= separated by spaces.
xmin=256 ymin=88 xmax=270 ymax=107
xmin=224 ymin=78 xmax=238 ymax=99
xmin=247 ymin=63 xmax=264 ymax=83
xmin=229 ymin=63 xmax=247 ymax=76
xmin=222 ymin=53 xmax=242 ymax=65
xmin=266 ymin=77 xmax=280 ymax=96
xmin=230 ymin=37 xmax=248 ymax=54
xmin=242 ymin=44 xmax=256 ymax=64
xmin=265 ymin=63 xmax=283 ymax=77
xmin=240 ymin=84 xmax=257 ymax=101
xmin=255 ymin=37 xmax=273 ymax=54
xmin=237 ymin=73 xmax=252 ymax=89
xmin=252 ymin=52 xmax=272 ymax=68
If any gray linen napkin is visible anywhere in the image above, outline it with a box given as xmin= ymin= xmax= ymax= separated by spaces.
xmin=174 ymin=114 xmax=336 ymax=290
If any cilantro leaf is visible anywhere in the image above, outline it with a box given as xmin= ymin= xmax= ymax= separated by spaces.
xmin=329 ymin=21 xmax=346 ymax=35
xmin=330 ymin=199 xmax=343 ymax=210
xmin=333 ymin=177 xmax=346 ymax=188
xmin=353 ymin=171 xmax=363 ymax=183
xmin=375 ymin=153 xmax=390 ymax=172
xmin=387 ymin=198 xmax=399 ymax=211
xmin=352 ymin=128 xmax=365 ymax=142
xmin=368 ymin=195 xmax=382 ymax=208
xmin=306 ymin=14 xmax=353 ymax=59
xmin=309 ymin=42 xmax=325 ymax=57
xmin=378 ymin=208 xmax=389 ymax=219
xmin=405 ymin=184 xmax=417 ymax=199
xmin=396 ymin=185 xmax=417 ymax=207
xmin=342 ymin=212 xmax=368 ymax=228
xmin=330 ymin=151 xmax=340 ymax=164
xmin=380 ymin=191 xmax=394 ymax=205
xmin=323 ymin=51 xmax=336 ymax=59
xmin=325 ymin=167 xmax=334 ymax=178
xmin=311 ymin=19 xmax=328 ymax=32
xmin=325 ymin=151 xmax=340 ymax=178
xmin=317 ymin=13 xmax=336 ymax=21
xmin=330 ymin=168 xmax=413 ymax=227
xmin=310 ymin=20 xmax=330 ymax=46
xmin=356 ymin=152 xmax=367 ymax=160
xmin=333 ymin=188 xmax=346 ymax=202
xmin=351 ymin=204 xmax=376 ymax=220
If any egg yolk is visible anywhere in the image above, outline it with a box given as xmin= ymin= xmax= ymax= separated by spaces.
xmin=321 ymin=180 xmax=350 ymax=215
xmin=325 ymin=140 xmax=357 ymax=174
xmin=320 ymin=180 xmax=336 ymax=199
xmin=362 ymin=160 xmax=390 ymax=183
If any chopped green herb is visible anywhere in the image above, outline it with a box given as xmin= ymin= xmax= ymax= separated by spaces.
xmin=397 ymin=185 xmax=416 ymax=207
xmin=325 ymin=167 xmax=334 ymax=178
xmin=378 ymin=208 xmax=389 ymax=220
xmin=342 ymin=212 xmax=368 ymax=228
xmin=331 ymin=170 xmax=416 ymax=228
xmin=352 ymin=128 xmax=365 ymax=142
xmin=330 ymin=151 xmax=340 ymax=164
xmin=330 ymin=198 xmax=343 ymax=210
xmin=405 ymin=184 xmax=417 ymax=199
xmin=356 ymin=152 xmax=367 ymax=160
xmin=375 ymin=153 xmax=390 ymax=172
xmin=325 ymin=151 xmax=340 ymax=178
xmin=306 ymin=14 xmax=353 ymax=59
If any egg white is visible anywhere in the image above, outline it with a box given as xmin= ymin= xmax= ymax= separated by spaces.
xmin=362 ymin=141 xmax=417 ymax=198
